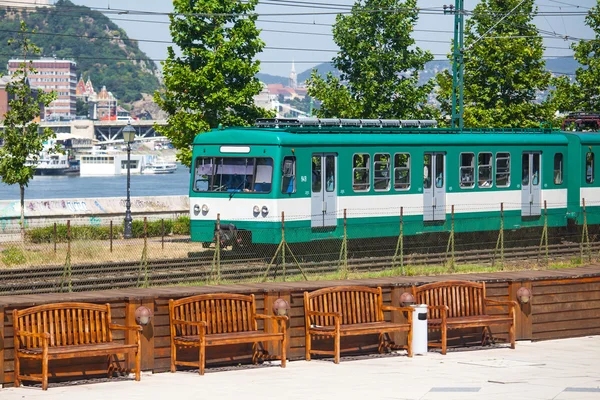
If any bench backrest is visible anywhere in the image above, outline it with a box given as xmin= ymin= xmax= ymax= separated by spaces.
xmin=304 ymin=286 xmax=384 ymax=326
xmin=412 ymin=281 xmax=487 ymax=319
xmin=13 ymin=302 xmax=113 ymax=349
xmin=169 ymin=293 xmax=258 ymax=336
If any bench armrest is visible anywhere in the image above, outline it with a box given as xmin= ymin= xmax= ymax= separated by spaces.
xmin=381 ymin=305 xmax=414 ymax=313
xmin=255 ymin=313 xmax=289 ymax=322
xmin=171 ymin=319 xmax=208 ymax=328
xmin=14 ymin=330 xmax=50 ymax=340
xmin=485 ymin=299 xmax=518 ymax=308
xmin=109 ymin=323 xmax=143 ymax=332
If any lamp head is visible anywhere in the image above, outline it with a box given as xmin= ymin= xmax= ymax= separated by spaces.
xmin=272 ymin=298 xmax=290 ymax=316
xmin=123 ymin=121 xmax=135 ymax=143
xmin=517 ymin=287 xmax=532 ymax=304
xmin=400 ymin=292 xmax=415 ymax=307
xmin=134 ymin=306 xmax=153 ymax=325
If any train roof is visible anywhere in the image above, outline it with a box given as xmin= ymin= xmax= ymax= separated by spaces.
xmin=193 ymin=126 xmax=570 ymax=146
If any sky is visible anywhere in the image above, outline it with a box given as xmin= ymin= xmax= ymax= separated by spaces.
xmin=60 ymin=0 xmax=599 ymax=77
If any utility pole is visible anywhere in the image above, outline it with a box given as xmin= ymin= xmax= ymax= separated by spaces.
xmin=444 ymin=0 xmax=464 ymax=129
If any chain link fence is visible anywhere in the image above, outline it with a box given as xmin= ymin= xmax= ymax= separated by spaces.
xmin=1 ymin=201 xmax=599 ymax=294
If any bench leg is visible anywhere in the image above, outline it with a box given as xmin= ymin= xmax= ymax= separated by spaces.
xmin=170 ymin=342 xmax=177 ymax=373
xmin=509 ymin=322 xmax=516 ymax=349
xmin=13 ymin=355 xmax=20 ymax=388
xmin=334 ymin=332 xmax=340 ymax=364
xmin=135 ymin=348 xmax=141 ymax=381
xmin=199 ymin=339 xmax=206 ymax=375
xmin=281 ymin=336 xmax=287 ymax=368
xmin=305 ymin=333 xmax=311 ymax=361
xmin=407 ymin=328 xmax=413 ymax=358
xmin=441 ymin=326 xmax=447 ymax=355
xmin=42 ymin=353 xmax=49 ymax=391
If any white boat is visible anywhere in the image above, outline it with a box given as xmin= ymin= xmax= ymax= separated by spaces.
xmin=143 ymin=157 xmax=177 ymax=174
xmin=26 ymin=153 xmax=70 ymax=176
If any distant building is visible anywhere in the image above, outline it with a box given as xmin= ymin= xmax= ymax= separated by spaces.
xmin=289 ymin=60 xmax=297 ymax=89
xmin=75 ymin=75 xmax=97 ymax=101
xmin=7 ymin=58 xmax=77 ymax=120
xmin=88 ymin=86 xmax=118 ymax=120
xmin=0 ymin=75 xmax=44 ymax=122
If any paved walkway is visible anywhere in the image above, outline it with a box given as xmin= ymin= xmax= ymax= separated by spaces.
xmin=2 ymin=336 xmax=599 ymax=400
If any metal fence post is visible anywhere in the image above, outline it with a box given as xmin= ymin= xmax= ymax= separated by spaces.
xmin=53 ymin=222 xmax=57 ymax=253
xmin=109 ymin=220 xmax=113 ymax=253
xmin=161 ymin=219 xmax=165 ymax=250
xmin=493 ymin=203 xmax=504 ymax=269
xmin=392 ymin=207 xmax=405 ymax=275
xmin=581 ymin=198 xmax=591 ymax=263
xmin=446 ymin=205 xmax=455 ymax=272
xmin=60 ymin=220 xmax=72 ymax=293
xmin=538 ymin=200 xmax=549 ymax=267
xmin=212 ymin=214 xmax=221 ymax=283
xmin=339 ymin=209 xmax=349 ymax=279
xmin=138 ymin=217 xmax=149 ymax=288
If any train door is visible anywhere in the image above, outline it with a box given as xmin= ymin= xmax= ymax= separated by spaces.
xmin=423 ymin=153 xmax=446 ymax=221
xmin=521 ymin=152 xmax=542 ymax=217
xmin=311 ymin=153 xmax=338 ymax=227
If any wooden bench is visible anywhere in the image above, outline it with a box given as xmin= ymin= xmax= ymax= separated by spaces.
xmin=411 ymin=280 xmax=517 ymax=354
xmin=304 ymin=286 xmax=413 ymax=364
xmin=169 ymin=293 xmax=287 ymax=375
xmin=13 ymin=302 xmax=142 ymax=390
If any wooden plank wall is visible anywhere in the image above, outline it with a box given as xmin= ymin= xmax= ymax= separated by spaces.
xmin=532 ymin=277 xmax=600 ymax=340
xmin=2 ymin=268 xmax=600 ymax=387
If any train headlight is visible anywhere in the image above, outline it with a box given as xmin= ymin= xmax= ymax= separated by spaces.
xmin=261 ymin=205 xmax=269 ymax=216
xmin=201 ymin=204 xmax=209 ymax=214
xmin=253 ymin=205 xmax=260 ymax=215
xmin=193 ymin=204 xmax=200 ymax=216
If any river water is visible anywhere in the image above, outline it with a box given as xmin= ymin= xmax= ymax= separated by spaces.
xmin=0 ymin=165 xmax=191 ymax=200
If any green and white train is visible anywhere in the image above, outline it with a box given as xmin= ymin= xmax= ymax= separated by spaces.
xmin=189 ymin=118 xmax=600 ymax=246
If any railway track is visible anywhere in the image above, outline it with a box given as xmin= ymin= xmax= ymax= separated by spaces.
xmin=1 ymin=241 xmax=598 ymax=295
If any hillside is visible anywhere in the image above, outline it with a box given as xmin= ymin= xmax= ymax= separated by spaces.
xmin=0 ymin=0 xmax=160 ymax=104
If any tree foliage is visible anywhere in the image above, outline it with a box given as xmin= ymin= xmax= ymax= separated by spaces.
xmin=0 ymin=0 xmax=160 ymax=104
xmin=436 ymin=0 xmax=552 ymax=127
xmin=551 ymin=1 xmax=600 ymax=114
xmin=0 ymin=22 xmax=57 ymax=234
xmin=307 ymin=0 xmax=434 ymax=119
xmin=155 ymin=0 xmax=271 ymax=166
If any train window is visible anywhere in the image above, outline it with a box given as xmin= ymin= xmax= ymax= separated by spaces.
xmin=281 ymin=156 xmax=296 ymax=194
xmin=478 ymin=152 xmax=493 ymax=188
xmin=522 ymin=154 xmax=530 ymax=185
xmin=374 ymin=153 xmax=391 ymax=191
xmin=312 ymin=156 xmax=322 ymax=192
xmin=423 ymin=154 xmax=432 ymax=189
xmin=325 ymin=155 xmax=336 ymax=192
xmin=435 ymin=154 xmax=444 ymax=188
xmin=353 ymin=153 xmax=370 ymax=191
xmin=586 ymin=152 xmax=594 ymax=184
xmin=394 ymin=153 xmax=410 ymax=190
xmin=496 ymin=153 xmax=510 ymax=187
xmin=193 ymin=157 xmax=273 ymax=193
xmin=459 ymin=153 xmax=475 ymax=188
xmin=532 ymin=153 xmax=540 ymax=186
xmin=554 ymin=153 xmax=563 ymax=185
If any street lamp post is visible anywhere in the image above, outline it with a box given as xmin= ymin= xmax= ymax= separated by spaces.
xmin=123 ymin=121 xmax=135 ymax=239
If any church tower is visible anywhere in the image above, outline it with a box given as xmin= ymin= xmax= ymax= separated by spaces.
xmin=288 ymin=60 xmax=297 ymax=89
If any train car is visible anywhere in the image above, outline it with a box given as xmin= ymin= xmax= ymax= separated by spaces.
xmin=188 ymin=119 xmax=596 ymax=246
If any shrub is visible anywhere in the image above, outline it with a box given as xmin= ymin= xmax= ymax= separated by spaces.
xmin=1 ymin=247 xmax=27 ymax=266
xmin=173 ymin=216 xmax=190 ymax=235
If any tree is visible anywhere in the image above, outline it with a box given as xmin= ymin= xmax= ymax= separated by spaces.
xmin=436 ymin=0 xmax=552 ymax=127
xmin=307 ymin=0 xmax=434 ymax=119
xmin=551 ymin=1 xmax=600 ymax=114
xmin=0 ymin=22 xmax=57 ymax=237
xmin=154 ymin=0 xmax=271 ymax=166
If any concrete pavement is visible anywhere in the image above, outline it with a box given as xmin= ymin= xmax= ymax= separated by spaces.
xmin=2 ymin=336 xmax=599 ymax=400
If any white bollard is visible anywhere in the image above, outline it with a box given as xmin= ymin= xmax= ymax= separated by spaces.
xmin=410 ymin=304 xmax=428 ymax=355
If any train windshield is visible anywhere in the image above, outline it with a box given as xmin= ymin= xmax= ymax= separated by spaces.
xmin=193 ymin=157 xmax=273 ymax=193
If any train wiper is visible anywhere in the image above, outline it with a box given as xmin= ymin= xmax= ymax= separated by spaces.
xmin=229 ymin=180 xmax=246 ymax=199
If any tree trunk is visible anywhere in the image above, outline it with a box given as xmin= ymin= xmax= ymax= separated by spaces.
xmin=20 ymin=184 xmax=25 ymax=241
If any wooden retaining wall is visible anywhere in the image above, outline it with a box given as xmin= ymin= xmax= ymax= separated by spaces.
xmin=1 ymin=265 xmax=600 ymax=387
